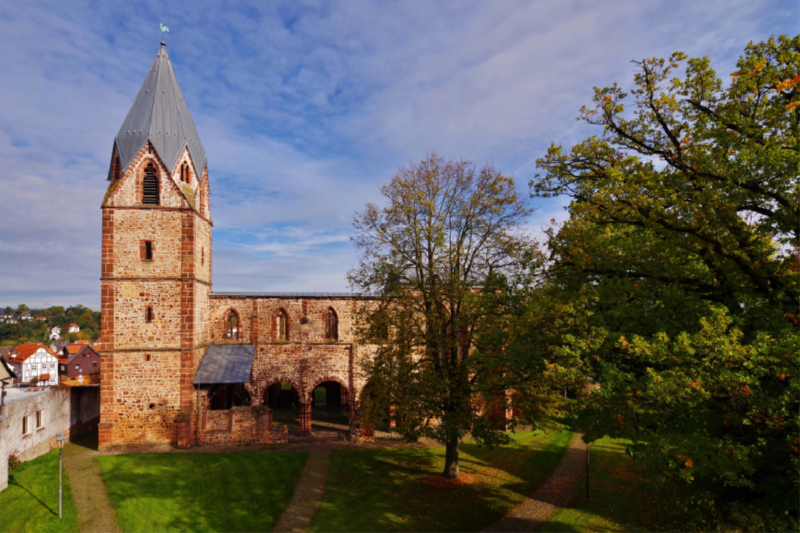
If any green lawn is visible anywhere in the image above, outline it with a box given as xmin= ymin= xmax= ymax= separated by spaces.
xmin=538 ymin=437 xmax=681 ymax=532
xmin=311 ymin=430 xmax=573 ymax=532
xmin=0 ymin=449 xmax=79 ymax=533
xmin=95 ymin=451 xmax=308 ymax=532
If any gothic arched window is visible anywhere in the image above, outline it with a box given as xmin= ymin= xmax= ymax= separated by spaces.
xmin=324 ymin=308 xmax=338 ymax=341
xmin=277 ymin=309 xmax=289 ymax=341
xmin=225 ymin=310 xmax=239 ymax=340
xmin=142 ymin=163 xmax=159 ymax=205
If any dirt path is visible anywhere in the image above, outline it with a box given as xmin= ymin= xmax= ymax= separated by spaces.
xmin=273 ymin=447 xmax=332 ymax=533
xmin=63 ymin=434 xmax=122 ymax=533
xmin=482 ymin=432 xmax=586 ymax=533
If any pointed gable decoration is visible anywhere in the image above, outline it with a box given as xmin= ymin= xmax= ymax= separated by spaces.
xmin=112 ymin=43 xmax=206 ymax=179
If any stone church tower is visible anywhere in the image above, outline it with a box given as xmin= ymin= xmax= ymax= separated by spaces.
xmin=98 ymin=43 xmax=212 ymax=450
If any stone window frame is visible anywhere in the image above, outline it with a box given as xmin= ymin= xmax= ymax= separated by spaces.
xmin=324 ymin=307 xmax=339 ymax=341
xmin=272 ymin=308 xmax=290 ymax=341
xmin=146 ymin=306 xmax=154 ymax=323
xmin=35 ymin=409 xmax=44 ymax=430
xmin=224 ymin=309 xmax=240 ymax=340
xmin=140 ymin=240 xmax=155 ymax=261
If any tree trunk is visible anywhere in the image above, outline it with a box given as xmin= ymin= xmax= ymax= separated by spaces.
xmin=443 ymin=437 xmax=460 ymax=478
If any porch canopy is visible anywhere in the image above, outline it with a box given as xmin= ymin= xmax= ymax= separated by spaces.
xmin=193 ymin=344 xmax=256 ymax=385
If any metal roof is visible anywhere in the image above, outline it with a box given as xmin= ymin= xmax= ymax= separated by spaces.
xmin=193 ymin=344 xmax=256 ymax=385
xmin=113 ymin=43 xmax=206 ymax=178
xmin=210 ymin=291 xmax=377 ymax=299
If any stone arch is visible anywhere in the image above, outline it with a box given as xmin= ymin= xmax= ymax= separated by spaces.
xmin=307 ymin=375 xmax=350 ymax=403
xmin=264 ymin=377 xmax=302 ymax=409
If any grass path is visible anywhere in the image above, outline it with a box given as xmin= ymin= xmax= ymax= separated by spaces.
xmin=483 ymin=432 xmax=586 ymax=532
xmin=273 ymin=450 xmax=333 ymax=533
xmin=63 ymin=432 xmax=122 ymax=533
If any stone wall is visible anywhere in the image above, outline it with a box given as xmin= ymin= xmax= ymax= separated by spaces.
xmin=0 ymin=386 xmax=100 ymax=493
xmin=104 ymin=350 xmax=183 ymax=446
xmin=195 ymin=390 xmax=277 ymax=446
xmin=113 ymin=281 xmax=183 ymax=350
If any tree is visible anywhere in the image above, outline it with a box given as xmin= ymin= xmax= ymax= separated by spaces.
xmin=16 ymin=304 xmax=29 ymax=314
xmin=533 ymin=36 xmax=799 ymax=526
xmin=349 ymin=155 xmax=569 ymax=478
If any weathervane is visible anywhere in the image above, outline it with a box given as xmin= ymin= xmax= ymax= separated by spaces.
xmin=160 ymin=23 xmax=169 ymax=44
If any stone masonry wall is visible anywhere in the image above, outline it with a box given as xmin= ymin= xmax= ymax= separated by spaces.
xmin=105 ymin=144 xmax=187 ymax=209
xmin=112 ymin=210 xmax=182 ymax=278
xmin=113 ymin=281 xmax=182 ymax=350
xmin=107 ymin=350 xmax=183 ymax=445
xmin=195 ymin=390 xmax=276 ymax=445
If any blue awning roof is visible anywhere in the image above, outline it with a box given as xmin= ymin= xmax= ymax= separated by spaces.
xmin=193 ymin=344 xmax=255 ymax=385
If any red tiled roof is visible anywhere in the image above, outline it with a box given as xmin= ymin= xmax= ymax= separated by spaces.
xmin=8 ymin=343 xmax=59 ymax=363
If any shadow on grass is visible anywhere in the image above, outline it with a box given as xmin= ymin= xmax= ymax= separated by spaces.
xmin=0 ymin=450 xmax=79 ymax=533
xmin=536 ymin=438 xmax=684 ymax=532
xmin=95 ymin=451 xmax=308 ymax=533
xmin=311 ymin=430 xmax=573 ymax=532
xmin=9 ymin=478 xmax=57 ymax=517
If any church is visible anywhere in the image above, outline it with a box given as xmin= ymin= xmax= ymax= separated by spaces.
xmin=98 ymin=43 xmax=375 ymax=450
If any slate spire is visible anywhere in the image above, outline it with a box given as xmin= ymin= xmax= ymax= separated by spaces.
xmin=112 ymin=43 xmax=205 ymax=178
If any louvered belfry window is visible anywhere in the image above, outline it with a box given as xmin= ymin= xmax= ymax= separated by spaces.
xmin=142 ymin=163 xmax=159 ymax=205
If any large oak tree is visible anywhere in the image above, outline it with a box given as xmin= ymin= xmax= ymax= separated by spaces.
xmin=533 ymin=35 xmax=799 ymax=527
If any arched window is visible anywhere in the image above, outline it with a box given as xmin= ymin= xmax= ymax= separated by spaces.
xmin=277 ymin=309 xmax=289 ymax=341
xmin=324 ymin=308 xmax=338 ymax=341
xmin=225 ymin=310 xmax=239 ymax=340
xmin=142 ymin=163 xmax=159 ymax=205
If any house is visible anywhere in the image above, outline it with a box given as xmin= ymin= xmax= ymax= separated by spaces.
xmin=18 ymin=312 xmax=31 ymax=321
xmin=58 ymin=344 xmax=101 ymax=385
xmin=67 ymin=323 xmax=80 ymax=333
xmin=49 ymin=326 xmax=61 ymax=340
xmin=34 ymin=316 xmax=47 ymax=321
xmin=7 ymin=344 xmax=61 ymax=386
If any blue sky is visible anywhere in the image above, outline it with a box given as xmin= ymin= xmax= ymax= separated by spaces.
xmin=0 ymin=0 xmax=796 ymax=309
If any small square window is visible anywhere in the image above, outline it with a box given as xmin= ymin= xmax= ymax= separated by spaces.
xmin=145 ymin=354 xmax=151 ymax=362
xmin=146 ymin=307 xmax=154 ymax=323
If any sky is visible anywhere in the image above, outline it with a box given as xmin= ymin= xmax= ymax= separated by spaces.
xmin=0 ymin=0 xmax=796 ymax=310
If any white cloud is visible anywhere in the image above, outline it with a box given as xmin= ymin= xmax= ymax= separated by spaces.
xmin=0 ymin=0 xmax=795 ymax=307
